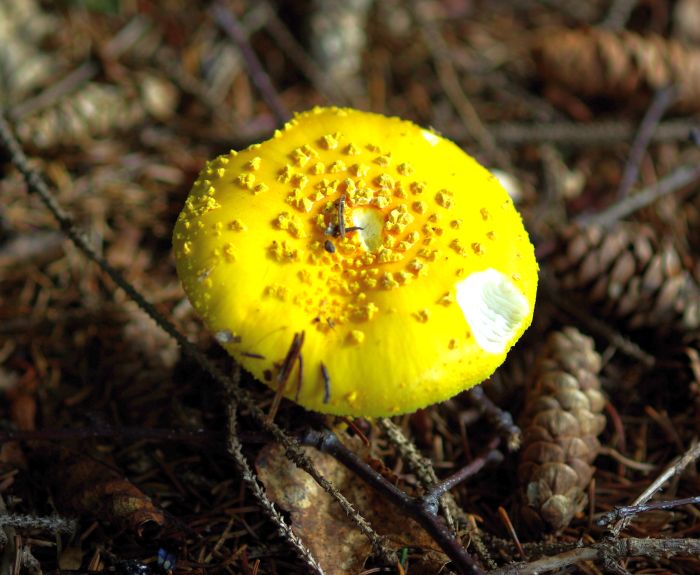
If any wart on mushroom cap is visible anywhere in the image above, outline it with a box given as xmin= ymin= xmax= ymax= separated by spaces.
xmin=173 ymin=107 xmax=538 ymax=417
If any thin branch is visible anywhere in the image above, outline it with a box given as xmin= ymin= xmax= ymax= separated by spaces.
xmin=226 ymin=378 xmax=325 ymax=575
xmin=597 ymin=495 xmax=700 ymax=527
xmin=301 ymin=428 xmax=494 ymax=575
xmin=465 ymin=386 xmax=521 ymax=451
xmin=410 ymin=0 xmax=511 ymax=171
xmin=600 ymin=0 xmax=639 ymax=29
xmin=489 ymin=537 xmax=700 ymax=575
xmin=609 ymin=440 xmax=700 ymax=537
xmin=8 ymin=16 xmax=151 ymax=120
xmin=377 ymin=418 xmax=497 ymax=570
xmin=378 ymin=418 xmax=457 ymax=529
xmin=211 ymin=2 xmax=290 ymax=125
xmin=616 ymin=86 xmax=678 ymax=199
xmin=576 ymin=163 xmax=700 ymax=228
xmin=0 ymin=112 xmax=395 ymax=566
xmin=260 ymin=0 xmax=353 ymax=106
xmin=488 ymin=119 xmax=696 ymax=147
xmin=0 ymin=514 xmax=75 ymax=535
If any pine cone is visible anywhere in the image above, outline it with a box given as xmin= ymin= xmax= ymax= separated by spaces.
xmin=549 ymin=224 xmax=700 ymax=333
xmin=533 ymin=28 xmax=700 ymax=113
xmin=516 ymin=327 xmax=606 ymax=534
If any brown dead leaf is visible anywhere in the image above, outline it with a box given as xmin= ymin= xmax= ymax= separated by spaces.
xmin=256 ymin=436 xmax=445 ymax=575
xmin=47 ymin=446 xmax=165 ymax=537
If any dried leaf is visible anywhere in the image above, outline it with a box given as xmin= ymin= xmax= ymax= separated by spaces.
xmin=256 ymin=438 xmax=443 ymax=575
xmin=48 ymin=447 xmax=165 ymax=536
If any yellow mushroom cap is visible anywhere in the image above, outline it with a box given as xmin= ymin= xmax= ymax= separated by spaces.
xmin=172 ymin=107 xmax=538 ymax=417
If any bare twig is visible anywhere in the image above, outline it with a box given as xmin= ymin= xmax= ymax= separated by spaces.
xmin=211 ymin=2 xmax=290 ymax=125
xmin=425 ymin=437 xmax=502 ymax=502
xmin=497 ymin=507 xmax=526 ymax=561
xmin=0 ymin=112 xmax=395 ymax=566
xmin=226 ymin=378 xmax=326 ymax=575
xmin=600 ymin=0 xmax=639 ymax=29
xmin=617 ymin=86 xmax=678 ymax=199
xmin=411 ymin=1 xmax=511 ymax=170
xmin=268 ymin=331 xmax=305 ymax=422
xmin=597 ymin=495 xmax=700 ymax=527
xmin=489 ymin=537 xmax=700 ymax=575
xmin=609 ymin=440 xmax=700 ymax=537
xmin=0 ymin=514 xmax=75 ymax=535
xmin=376 ymin=419 xmax=499 ymax=570
xmin=378 ymin=418 xmax=457 ymax=529
xmin=577 ymin=163 xmax=700 ymax=228
xmin=488 ymin=119 xmax=696 ymax=147
xmin=466 ymin=386 xmax=521 ymax=451
xmin=260 ymin=1 xmax=351 ymax=105
xmin=301 ymin=428 xmax=496 ymax=575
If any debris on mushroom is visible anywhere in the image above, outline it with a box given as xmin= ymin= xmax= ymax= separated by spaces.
xmin=172 ymin=107 xmax=538 ymax=416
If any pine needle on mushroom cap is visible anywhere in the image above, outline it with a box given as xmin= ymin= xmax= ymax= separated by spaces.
xmin=172 ymin=107 xmax=538 ymax=417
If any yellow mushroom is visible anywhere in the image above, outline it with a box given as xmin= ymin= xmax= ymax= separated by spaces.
xmin=172 ymin=107 xmax=538 ymax=417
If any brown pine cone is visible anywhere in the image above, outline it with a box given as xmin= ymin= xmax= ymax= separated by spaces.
xmin=533 ymin=28 xmax=700 ymax=113
xmin=549 ymin=224 xmax=700 ymax=333
xmin=516 ymin=327 xmax=606 ymax=534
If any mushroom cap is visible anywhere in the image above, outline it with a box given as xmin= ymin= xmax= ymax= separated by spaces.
xmin=173 ymin=107 xmax=538 ymax=417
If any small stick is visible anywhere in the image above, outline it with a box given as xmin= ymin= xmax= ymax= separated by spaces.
xmin=339 ymin=417 xmax=371 ymax=448
xmin=489 ymin=119 xmax=696 ymax=147
xmin=466 ymin=386 xmax=521 ymax=451
xmin=600 ymin=0 xmax=639 ymax=29
xmin=295 ymin=353 xmax=304 ymax=403
xmin=413 ymin=2 xmax=510 ymax=171
xmin=259 ymin=0 xmax=353 ymax=106
xmin=320 ymin=362 xmax=331 ymax=404
xmin=610 ymin=440 xmax=700 ymax=536
xmin=424 ymin=437 xmax=502 ymax=503
xmin=597 ymin=495 xmax=700 ymax=527
xmin=616 ymin=86 xmax=677 ymax=199
xmin=488 ymin=538 xmax=700 ymax=575
xmin=211 ymin=2 xmax=290 ymax=126
xmin=241 ymin=352 xmax=265 ymax=359
xmin=577 ymin=163 xmax=700 ymax=228
xmin=268 ymin=332 xmax=305 ymax=422
xmin=300 ymin=428 xmax=488 ymax=575
xmin=337 ymin=195 xmax=346 ymax=238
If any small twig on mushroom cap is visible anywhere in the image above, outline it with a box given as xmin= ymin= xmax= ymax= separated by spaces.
xmin=320 ymin=362 xmax=331 ymax=404
xmin=337 ymin=194 xmax=346 ymax=238
xmin=268 ymin=331 xmax=305 ymax=423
